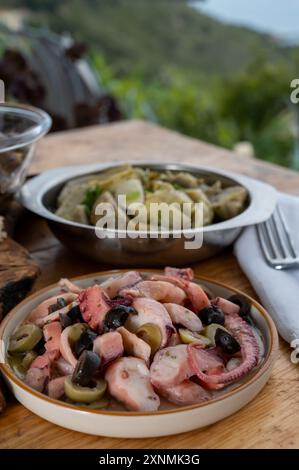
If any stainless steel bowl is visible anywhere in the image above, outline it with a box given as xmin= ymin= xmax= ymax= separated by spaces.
xmin=20 ymin=161 xmax=277 ymax=267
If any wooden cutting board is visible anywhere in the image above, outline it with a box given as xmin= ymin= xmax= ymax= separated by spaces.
xmin=0 ymin=238 xmax=39 ymax=322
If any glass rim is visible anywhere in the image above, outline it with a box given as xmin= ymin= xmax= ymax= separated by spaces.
xmin=0 ymin=102 xmax=52 ymax=152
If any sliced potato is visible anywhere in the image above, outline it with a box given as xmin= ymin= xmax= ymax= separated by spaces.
xmin=112 ymin=178 xmax=144 ymax=207
xmin=211 ymin=186 xmax=247 ymax=220
xmin=87 ymin=165 xmax=135 ymax=190
xmin=151 ymin=180 xmax=174 ymax=192
xmin=90 ymin=190 xmax=127 ymax=227
xmin=164 ymin=171 xmax=198 ymax=188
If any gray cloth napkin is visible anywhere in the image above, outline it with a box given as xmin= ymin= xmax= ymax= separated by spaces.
xmin=234 ymin=193 xmax=299 ymax=345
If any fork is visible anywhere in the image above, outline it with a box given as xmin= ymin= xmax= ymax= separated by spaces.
xmin=256 ymin=205 xmax=299 ymax=270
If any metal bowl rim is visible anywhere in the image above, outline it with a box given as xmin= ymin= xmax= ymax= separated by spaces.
xmin=20 ymin=160 xmax=277 ymax=235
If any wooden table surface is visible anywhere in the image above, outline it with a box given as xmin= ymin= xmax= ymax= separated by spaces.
xmin=1 ymin=120 xmax=298 ymax=449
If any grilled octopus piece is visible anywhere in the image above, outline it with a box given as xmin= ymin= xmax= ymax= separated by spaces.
xmin=163 ymin=267 xmax=210 ymax=312
xmin=105 ymin=357 xmax=160 ymax=412
xmin=120 ymin=280 xmax=186 ymax=305
xmin=100 ymin=271 xmax=142 ymax=298
xmin=163 ymin=303 xmax=203 ymax=332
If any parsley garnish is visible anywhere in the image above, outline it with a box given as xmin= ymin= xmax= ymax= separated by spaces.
xmin=173 ymin=183 xmax=184 ymax=190
xmin=126 ymin=191 xmax=140 ymax=203
xmin=83 ymin=185 xmax=102 ymax=215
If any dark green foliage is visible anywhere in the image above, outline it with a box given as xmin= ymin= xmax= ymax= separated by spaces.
xmin=23 ymin=0 xmax=293 ymax=80
xmin=1 ymin=0 xmax=297 ymax=167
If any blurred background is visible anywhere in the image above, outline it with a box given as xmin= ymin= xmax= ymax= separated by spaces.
xmin=0 ymin=0 xmax=299 ymax=169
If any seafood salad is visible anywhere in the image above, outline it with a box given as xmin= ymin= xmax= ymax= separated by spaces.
xmin=8 ymin=268 xmax=263 ymax=412
xmin=55 ymin=165 xmax=248 ymax=229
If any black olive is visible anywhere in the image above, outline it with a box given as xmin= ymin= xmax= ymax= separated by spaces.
xmin=59 ymin=313 xmax=73 ymax=329
xmin=72 ymin=350 xmax=101 ymax=387
xmin=59 ymin=305 xmax=84 ymax=329
xmin=215 ymin=328 xmax=241 ymax=355
xmin=227 ymin=294 xmax=254 ymax=325
xmin=34 ymin=337 xmax=46 ymax=355
xmin=103 ymin=305 xmax=137 ymax=332
xmin=197 ymin=304 xmax=225 ymax=326
xmin=68 ymin=305 xmax=84 ymax=323
xmin=74 ymin=329 xmax=98 ymax=357
xmin=48 ymin=297 xmax=67 ymax=314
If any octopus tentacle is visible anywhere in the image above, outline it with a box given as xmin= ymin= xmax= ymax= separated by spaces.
xmin=188 ymin=314 xmax=260 ymax=385
xmin=146 ymin=274 xmax=188 ymax=289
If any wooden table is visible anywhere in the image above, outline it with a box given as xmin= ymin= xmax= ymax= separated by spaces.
xmin=1 ymin=120 xmax=298 ymax=449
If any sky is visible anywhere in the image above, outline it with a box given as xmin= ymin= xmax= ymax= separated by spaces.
xmin=192 ymin=0 xmax=299 ymax=43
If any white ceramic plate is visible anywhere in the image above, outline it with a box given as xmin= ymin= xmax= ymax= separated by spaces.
xmin=0 ymin=271 xmax=278 ymax=438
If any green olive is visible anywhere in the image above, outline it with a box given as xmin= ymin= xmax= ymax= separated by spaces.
xmin=65 ymin=396 xmax=110 ymax=409
xmin=68 ymin=323 xmax=88 ymax=345
xmin=202 ymin=323 xmax=229 ymax=346
xmin=8 ymin=349 xmax=38 ymax=378
xmin=64 ymin=376 xmax=107 ymax=403
xmin=136 ymin=323 xmax=162 ymax=355
xmin=22 ymin=350 xmax=38 ymax=369
xmin=86 ymin=396 xmax=110 ymax=409
xmin=179 ymin=328 xmax=211 ymax=346
xmin=8 ymin=354 xmax=27 ymax=379
xmin=8 ymin=324 xmax=43 ymax=354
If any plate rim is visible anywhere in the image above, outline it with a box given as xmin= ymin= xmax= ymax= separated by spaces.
xmin=0 ymin=269 xmax=279 ymax=417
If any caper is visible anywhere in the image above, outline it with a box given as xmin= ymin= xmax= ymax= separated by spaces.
xmin=202 ymin=323 xmax=229 ymax=346
xmin=64 ymin=376 xmax=107 ymax=403
xmin=136 ymin=323 xmax=162 ymax=355
xmin=179 ymin=328 xmax=211 ymax=346
xmin=9 ymin=324 xmax=43 ymax=354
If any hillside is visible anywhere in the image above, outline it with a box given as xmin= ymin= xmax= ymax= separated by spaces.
xmin=0 ymin=0 xmax=297 ymax=168
xmin=2 ymin=0 xmax=297 ymax=79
